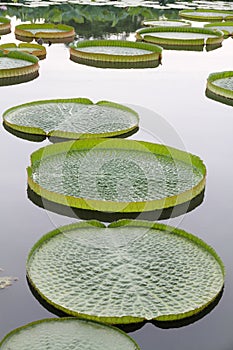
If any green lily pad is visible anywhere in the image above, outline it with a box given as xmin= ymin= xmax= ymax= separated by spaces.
xmin=0 ymin=16 xmax=11 ymax=35
xmin=27 ymin=139 xmax=206 ymax=213
xmin=70 ymin=40 xmax=162 ymax=68
xmin=204 ymin=22 xmax=233 ymax=36
xmin=136 ymin=27 xmax=224 ymax=48
xmin=206 ymin=71 xmax=233 ymax=104
xmin=3 ymin=98 xmax=139 ymax=140
xmin=26 ymin=220 xmax=225 ymax=324
xmin=0 ymin=50 xmax=39 ymax=86
xmin=0 ymin=318 xmax=140 ymax=349
xmin=0 ymin=43 xmax=46 ymax=59
xmin=179 ymin=9 xmax=233 ymax=22
xmin=142 ymin=19 xmax=191 ymax=27
xmin=15 ymin=23 xmax=75 ymax=43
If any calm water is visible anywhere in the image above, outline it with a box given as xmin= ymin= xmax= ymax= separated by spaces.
xmin=1 ymin=2 xmax=233 ymax=350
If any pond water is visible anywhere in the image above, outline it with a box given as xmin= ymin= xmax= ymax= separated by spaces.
xmin=0 ymin=1 xmax=233 ymax=350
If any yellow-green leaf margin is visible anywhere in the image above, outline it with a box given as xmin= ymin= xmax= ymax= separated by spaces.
xmin=0 ymin=50 xmax=39 ymax=84
xmin=26 ymin=220 xmax=225 ymax=324
xmin=136 ymin=26 xmax=224 ymax=47
xmin=179 ymin=9 xmax=233 ymax=22
xmin=70 ymin=39 xmax=162 ymax=68
xmin=0 ymin=317 xmax=140 ymax=349
xmin=27 ymin=138 xmax=206 ymax=213
xmin=0 ymin=16 xmax=11 ymax=35
xmin=0 ymin=42 xmax=46 ymax=59
xmin=204 ymin=22 xmax=233 ymax=37
xmin=207 ymin=71 xmax=233 ymax=100
xmin=15 ymin=23 xmax=75 ymax=42
xmin=3 ymin=98 xmax=139 ymax=139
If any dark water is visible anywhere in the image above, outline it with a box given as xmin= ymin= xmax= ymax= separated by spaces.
xmin=1 ymin=3 xmax=233 ymax=350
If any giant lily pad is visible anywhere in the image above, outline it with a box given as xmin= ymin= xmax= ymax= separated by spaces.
xmin=179 ymin=9 xmax=233 ymax=22
xmin=204 ymin=22 xmax=233 ymax=37
xmin=142 ymin=19 xmax=191 ymax=27
xmin=136 ymin=27 xmax=224 ymax=48
xmin=26 ymin=220 xmax=225 ymax=324
xmin=3 ymin=98 xmax=139 ymax=140
xmin=70 ymin=40 xmax=162 ymax=68
xmin=0 ymin=16 xmax=11 ymax=35
xmin=0 ymin=50 xmax=39 ymax=86
xmin=27 ymin=138 xmax=206 ymax=213
xmin=15 ymin=23 xmax=75 ymax=43
xmin=206 ymin=71 xmax=233 ymax=106
xmin=0 ymin=318 xmax=140 ymax=349
xmin=0 ymin=43 xmax=46 ymax=59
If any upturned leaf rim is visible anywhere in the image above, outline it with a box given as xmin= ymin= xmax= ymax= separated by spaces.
xmin=3 ymin=98 xmax=139 ymax=139
xmin=27 ymin=138 xmax=206 ymax=213
xmin=26 ymin=219 xmax=225 ymax=324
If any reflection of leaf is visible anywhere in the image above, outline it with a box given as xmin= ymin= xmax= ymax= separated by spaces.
xmin=0 ymin=268 xmax=17 ymax=289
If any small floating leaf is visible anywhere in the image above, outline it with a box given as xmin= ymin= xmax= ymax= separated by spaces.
xmin=3 ymin=98 xmax=139 ymax=140
xmin=0 ymin=268 xmax=17 ymax=289
xmin=15 ymin=23 xmax=75 ymax=43
xmin=136 ymin=27 xmax=224 ymax=48
xmin=26 ymin=220 xmax=225 ymax=324
xmin=27 ymin=138 xmax=206 ymax=213
xmin=0 ymin=43 xmax=46 ymax=59
xmin=0 ymin=50 xmax=39 ymax=86
xmin=206 ymin=71 xmax=233 ymax=104
xmin=70 ymin=39 xmax=162 ymax=69
xmin=0 ymin=318 xmax=140 ymax=349
xmin=179 ymin=9 xmax=233 ymax=22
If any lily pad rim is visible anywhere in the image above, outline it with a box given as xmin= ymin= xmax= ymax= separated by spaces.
xmin=0 ymin=16 xmax=11 ymax=24
xmin=0 ymin=316 xmax=140 ymax=349
xmin=136 ymin=26 xmax=224 ymax=46
xmin=15 ymin=23 xmax=75 ymax=38
xmin=3 ymin=97 xmax=139 ymax=139
xmin=70 ymin=39 xmax=162 ymax=54
xmin=27 ymin=138 xmax=206 ymax=213
xmin=204 ymin=21 xmax=233 ymax=35
xmin=142 ymin=19 xmax=191 ymax=27
xmin=26 ymin=219 xmax=225 ymax=324
xmin=179 ymin=8 xmax=233 ymax=21
xmin=0 ymin=42 xmax=46 ymax=58
xmin=207 ymin=70 xmax=233 ymax=100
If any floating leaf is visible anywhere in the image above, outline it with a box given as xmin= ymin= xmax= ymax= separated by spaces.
xmin=0 ymin=50 xmax=39 ymax=86
xmin=15 ymin=23 xmax=75 ymax=43
xmin=0 ymin=43 xmax=46 ymax=59
xmin=142 ymin=19 xmax=191 ymax=27
xmin=136 ymin=26 xmax=224 ymax=48
xmin=206 ymin=71 xmax=233 ymax=105
xmin=0 ymin=16 xmax=11 ymax=35
xmin=179 ymin=9 xmax=233 ymax=22
xmin=3 ymin=98 xmax=139 ymax=140
xmin=27 ymin=139 xmax=206 ymax=213
xmin=0 ymin=268 xmax=17 ymax=289
xmin=70 ymin=39 xmax=162 ymax=68
xmin=26 ymin=220 xmax=225 ymax=324
xmin=0 ymin=317 xmax=140 ymax=349
xmin=204 ymin=22 xmax=233 ymax=37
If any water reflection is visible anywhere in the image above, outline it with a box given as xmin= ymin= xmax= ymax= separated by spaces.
xmin=27 ymin=187 xmax=205 ymax=222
